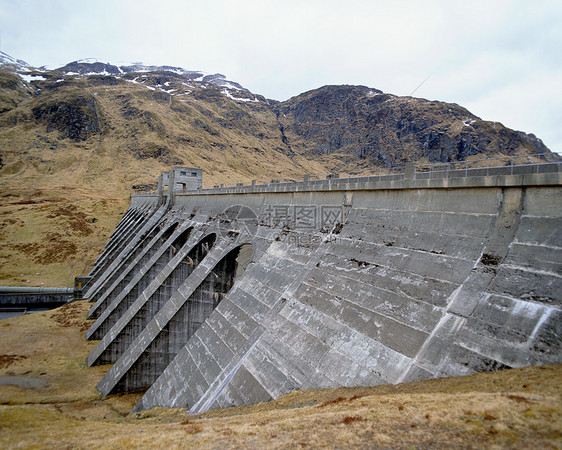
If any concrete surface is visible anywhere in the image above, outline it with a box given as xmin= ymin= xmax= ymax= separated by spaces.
xmin=82 ymin=164 xmax=561 ymax=414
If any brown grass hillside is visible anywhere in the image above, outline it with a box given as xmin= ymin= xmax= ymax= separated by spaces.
xmin=0 ymin=301 xmax=560 ymax=448
xmin=0 ymin=71 xmax=328 ymax=286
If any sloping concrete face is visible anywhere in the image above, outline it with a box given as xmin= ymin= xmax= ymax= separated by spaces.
xmin=85 ymin=171 xmax=562 ymax=414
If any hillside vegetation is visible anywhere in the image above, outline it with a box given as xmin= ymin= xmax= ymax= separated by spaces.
xmin=0 ymin=56 xmax=555 ymax=285
xmin=0 ymin=69 xmax=324 ymax=285
xmin=0 ymin=301 xmax=560 ymax=448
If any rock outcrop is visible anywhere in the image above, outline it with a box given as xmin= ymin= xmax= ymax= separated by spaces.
xmin=276 ymin=85 xmax=549 ymax=167
xmin=31 ymin=94 xmax=102 ymax=142
xmin=0 ymin=53 xmax=554 ymax=174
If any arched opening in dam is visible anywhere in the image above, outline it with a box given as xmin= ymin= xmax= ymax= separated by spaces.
xmin=186 ymin=243 xmax=254 ymax=337
xmin=110 ymin=242 xmax=255 ymax=394
xmin=157 ymin=221 xmax=180 ymax=249
xmin=118 ymin=221 xmax=188 ymax=304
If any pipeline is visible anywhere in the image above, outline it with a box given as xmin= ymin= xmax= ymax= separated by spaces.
xmin=0 ymin=286 xmax=74 ymax=294
xmin=0 ymin=286 xmax=75 ymax=310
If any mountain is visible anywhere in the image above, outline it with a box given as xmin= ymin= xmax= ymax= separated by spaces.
xmin=0 ymin=53 xmax=551 ymax=175
xmin=0 ymin=51 xmax=37 ymax=72
xmin=276 ymin=85 xmax=550 ymax=168
xmin=56 ymin=58 xmax=249 ymax=91
xmin=0 ymin=52 xmax=555 ymax=286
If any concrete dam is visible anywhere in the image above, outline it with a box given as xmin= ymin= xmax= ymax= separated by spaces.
xmin=79 ymin=157 xmax=562 ymax=414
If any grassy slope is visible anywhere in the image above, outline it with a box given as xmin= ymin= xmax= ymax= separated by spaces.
xmin=0 ymin=76 xmax=328 ymax=286
xmin=0 ymin=186 xmax=127 ymax=286
xmin=0 ymin=301 xmax=560 ymax=448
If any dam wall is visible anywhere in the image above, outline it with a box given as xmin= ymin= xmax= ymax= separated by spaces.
xmin=82 ymin=161 xmax=562 ymax=414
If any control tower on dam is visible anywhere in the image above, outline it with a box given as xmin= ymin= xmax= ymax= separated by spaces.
xmin=77 ymin=157 xmax=562 ymax=414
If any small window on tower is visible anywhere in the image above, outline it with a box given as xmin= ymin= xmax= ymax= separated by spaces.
xmin=192 ymin=172 xmax=198 ymax=177
xmin=180 ymin=171 xmax=187 ymax=176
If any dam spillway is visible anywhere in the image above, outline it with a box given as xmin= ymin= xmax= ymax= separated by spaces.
xmin=79 ymin=158 xmax=562 ymax=414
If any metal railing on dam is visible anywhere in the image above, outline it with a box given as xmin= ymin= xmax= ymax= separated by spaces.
xmin=413 ymin=153 xmax=561 ymax=180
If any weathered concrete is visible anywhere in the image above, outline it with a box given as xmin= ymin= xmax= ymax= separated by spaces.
xmin=83 ymin=161 xmax=562 ymax=414
xmin=86 ymin=220 xmax=184 ymax=321
xmin=87 ymin=227 xmax=213 ymax=362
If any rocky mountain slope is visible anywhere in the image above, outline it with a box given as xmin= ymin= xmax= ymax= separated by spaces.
xmin=0 ymin=51 xmax=554 ymax=285
xmin=276 ymin=85 xmax=550 ymax=169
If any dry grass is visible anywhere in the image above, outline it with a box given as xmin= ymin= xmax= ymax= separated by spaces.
xmin=0 ymin=301 xmax=560 ymax=449
xmin=0 ymin=185 xmax=127 ymax=286
xmin=0 ymin=301 xmax=107 ymax=404
xmin=0 ymin=76 xmax=332 ymax=285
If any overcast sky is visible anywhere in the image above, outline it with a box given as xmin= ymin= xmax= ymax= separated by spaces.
xmin=1 ymin=0 xmax=560 ymax=151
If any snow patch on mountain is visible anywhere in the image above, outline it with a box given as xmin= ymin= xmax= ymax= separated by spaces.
xmin=76 ymin=58 xmax=107 ymax=64
xmin=53 ymin=58 xmax=249 ymax=92
xmin=19 ymin=74 xmax=47 ymax=83
xmin=1 ymin=51 xmax=259 ymax=105
xmin=219 ymin=81 xmax=244 ymax=91
xmin=0 ymin=51 xmax=42 ymax=74
xmin=222 ymin=89 xmax=259 ymax=103
xmin=0 ymin=51 xmax=34 ymax=71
